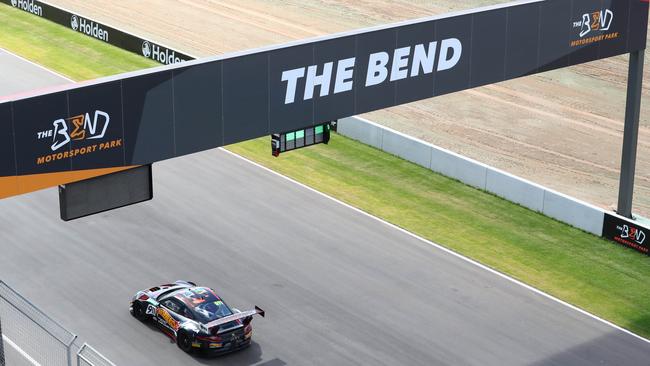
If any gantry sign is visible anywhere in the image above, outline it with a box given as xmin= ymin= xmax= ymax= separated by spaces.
xmin=0 ymin=0 xmax=647 ymax=206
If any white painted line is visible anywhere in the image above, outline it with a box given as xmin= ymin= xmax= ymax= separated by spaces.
xmin=2 ymin=334 xmax=42 ymax=366
xmin=219 ymin=147 xmax=650 ymax=345
xmin=0 ymin=48 xmax=74 ymax=82
xmin=6 ymin=45 xmax=650 ymax=346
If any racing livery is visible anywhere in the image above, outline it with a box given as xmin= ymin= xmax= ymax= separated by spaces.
xmin=130 ymin=280 xmax=264 ymax=354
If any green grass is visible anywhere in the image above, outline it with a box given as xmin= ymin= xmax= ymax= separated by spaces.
xmin=2 ymin=3 xmax=650 ymax=338
xmin=0 ymin=5 xmax=157 ymax=79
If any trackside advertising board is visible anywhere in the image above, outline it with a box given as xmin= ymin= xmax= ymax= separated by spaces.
xmin=0 ymin=0 xmax=648 ymax=200
xmin=602 ymin=214 xmax=650 ymax=255
xmin=1 ymin=0 xmax=192 ymax=64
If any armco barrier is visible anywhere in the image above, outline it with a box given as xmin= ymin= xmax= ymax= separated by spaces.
xmin=338 ymin=116 xmax=607 ymax=236
xmin=1 ymin=0 xmax=192 ymax=65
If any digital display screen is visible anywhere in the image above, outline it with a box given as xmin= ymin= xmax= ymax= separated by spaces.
xmin=272 ymin=122 xmax=331 ymax=156
xmin=59 ymin=165 xmax=153 ymax=221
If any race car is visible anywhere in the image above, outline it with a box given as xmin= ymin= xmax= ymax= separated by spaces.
xmin=130 ymin=280 xmax=264 ymax=354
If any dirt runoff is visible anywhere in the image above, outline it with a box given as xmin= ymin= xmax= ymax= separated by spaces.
xmin=50 ymin=0 xmax=650 ymax=217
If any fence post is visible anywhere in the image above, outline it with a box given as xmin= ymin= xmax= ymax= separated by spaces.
xmin=67 ymin=335 xmax=77 ymax=366
xmin=0 ymin=314 xmax=5 ymax=366
xmin=77 ymin=344 xmax=86 ymax=366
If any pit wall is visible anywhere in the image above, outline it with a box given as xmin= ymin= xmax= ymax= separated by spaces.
xmin=339 ymin=116 xmax=606 ymax=236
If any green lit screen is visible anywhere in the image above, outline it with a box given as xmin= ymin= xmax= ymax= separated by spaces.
xmin=272 ymin=122 xmax=331 ymax=156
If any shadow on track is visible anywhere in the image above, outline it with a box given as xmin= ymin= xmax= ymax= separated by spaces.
xmin=190 ymin=341 xmax=280 ymax=366
xmin=526 ymin=329 xmax=650 ymax=366
xmin=137 ymin=319 xmax=275 ymax=366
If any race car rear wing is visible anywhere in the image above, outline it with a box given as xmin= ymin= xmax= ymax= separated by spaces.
xmin=205 ymin=306 xmax=265 ymax=332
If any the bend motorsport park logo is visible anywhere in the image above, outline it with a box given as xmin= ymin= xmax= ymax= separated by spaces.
xmin=612 ymin=222 xmax=648 ymax=254
xmin=281 ymin=37 xmax=462 ymax=104
xmin=34 ymin=111 xmax=122 ymax=165
xmin=141 ymin=40 xmax=187 ymax=65
xmin=571 ymin=8 xmax=618 ymax=47
xmin=70 ymin=15 xmax=109 ymax=42
xmin=619 ymin=224 xmax=646 ymax=246
xmin=11 ymin=0 xmax=43 ymax=16
xmin=603 ymin=213 xmax=649 ymax=255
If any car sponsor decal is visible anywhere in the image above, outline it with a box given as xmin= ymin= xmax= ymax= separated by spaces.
xmin=145 ymin=304 xmax=156 ymax=316
xmin=157 ymin=307 xmax=180 ymax=331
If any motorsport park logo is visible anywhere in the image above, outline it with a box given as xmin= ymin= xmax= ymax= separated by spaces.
xmin=11 ymin=0 xmax=43 ymax=16
xmin=613 ymin=223 xmax=648 ymax=254
xmin=141 ymin=40 xmax=187 ymax=65
xmin=618 ymin=224 xmax=646 ymax=245
xmin=70 ymin=15 xmax=109 ymax=42
xmin=571 ymin=9 xmax=618 ymax=47
xmin=35 ymin=111 xmax=122 ymax=165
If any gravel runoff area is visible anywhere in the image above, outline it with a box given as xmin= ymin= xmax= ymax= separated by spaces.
xmin=46 ymin=0 xmax=650 ymax=216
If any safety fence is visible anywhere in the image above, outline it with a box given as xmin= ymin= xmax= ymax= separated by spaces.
xmin=0 ymin=281 xmax=115 ymax=366
xmin=75 ymin=344 xmax=115 ymax=366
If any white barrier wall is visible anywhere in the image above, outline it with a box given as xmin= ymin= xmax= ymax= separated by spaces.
xmin=429 ymin=147 xmax=488 ymax=190
xmin=542 ymin=190 xmax=606 ymax=235
xmin=338 ymin=116 xmax=605 ymax=236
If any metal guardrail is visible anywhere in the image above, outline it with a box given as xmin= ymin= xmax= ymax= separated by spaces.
xmin=0 ymin=281 xmax=115 ymax=366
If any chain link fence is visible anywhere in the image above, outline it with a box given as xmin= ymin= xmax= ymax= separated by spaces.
xmin=0 ymin=314 xmax=5 ymax=366
xmin=0 ymin=281 xmax=115 ymax=366
xmin=76 ymin=344 xmax=115 ymax=366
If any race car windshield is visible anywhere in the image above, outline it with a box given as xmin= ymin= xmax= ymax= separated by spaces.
xmin=194 ymin=300 xmax=233 ymax=323
xmin=176 ymin=287 xmax=233 ymax=323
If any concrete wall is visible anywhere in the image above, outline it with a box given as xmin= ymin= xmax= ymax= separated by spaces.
xmin=337 ymin=116 xmax=605 ymax=236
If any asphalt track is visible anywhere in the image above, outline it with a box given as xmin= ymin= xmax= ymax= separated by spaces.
xmin=0 ymin=50 xmax=68 ymax=97
xmin=1 ymin=49 xmax=650 ymax=366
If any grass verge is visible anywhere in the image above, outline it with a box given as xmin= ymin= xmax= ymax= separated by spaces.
xmin=2 ymin=3 xmax=650 ymax=338
xmin=0 ymin=5 xmax=157 ymax=79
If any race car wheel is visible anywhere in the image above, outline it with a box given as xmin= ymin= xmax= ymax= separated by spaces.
xmin=132 ymin=301 xmax=149 ymax=322
xmin=177 ymin=332 xmax=194 ymax=354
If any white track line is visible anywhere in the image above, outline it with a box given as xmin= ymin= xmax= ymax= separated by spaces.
xmin=0 ymin=48 xmax=73 ymax=82
xmin=4 ymin=45 xmax=650 ymax=345
xmin=219 ymin=148 xmax=650 ymax=345
xmin=2 ymin=334 xmax=42 ymax=366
